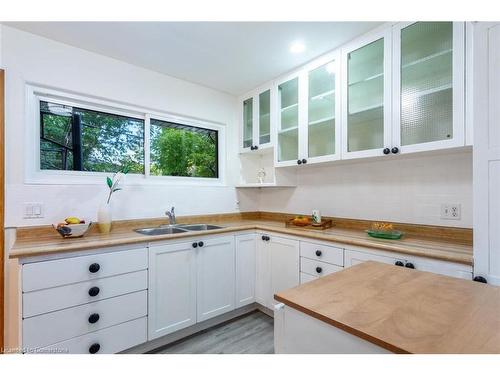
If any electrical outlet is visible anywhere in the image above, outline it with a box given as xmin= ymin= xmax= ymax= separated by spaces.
xmin=23 ymin=202 xmax=44 ymax=219
xmin=441 ymin=203 xmax=461 ymax=220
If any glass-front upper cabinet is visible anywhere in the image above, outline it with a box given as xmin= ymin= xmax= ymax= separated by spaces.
xmin=305 ymin=54 xmax=341 ymax=163
xmin=240 ymin=86 xmax=273 ymax=153
xmin=341 ymin=29 xmax=392 ymax=159
xmin=242 ymin=97 xmax=253 ymax=150
xmin=276 ymin=75 xmax=300 ymax=165
xmin=392 ymin=22 xmax=465 ymax=153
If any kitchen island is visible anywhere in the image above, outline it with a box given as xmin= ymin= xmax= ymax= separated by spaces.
xmin=274 ymin=261 xmax=500 ymax=354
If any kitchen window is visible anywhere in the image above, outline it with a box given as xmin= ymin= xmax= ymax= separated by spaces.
xmin=40 ymin=101 xmax=145 ymax=173
xmin=27 ymin=85 xmax=225 ymax=185
xmin=150 ymin=118 xmax=218 ymax=178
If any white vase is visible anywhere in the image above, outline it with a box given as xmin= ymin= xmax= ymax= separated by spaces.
xmin=97 ymin=202 xmax=112 ymax=234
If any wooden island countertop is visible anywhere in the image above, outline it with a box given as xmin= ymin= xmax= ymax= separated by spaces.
xmin=274 ymin=261 xmax=500 ymax=354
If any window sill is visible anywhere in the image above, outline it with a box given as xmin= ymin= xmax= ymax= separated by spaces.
xmin=25 ymin=171 xmax=227 ymax=187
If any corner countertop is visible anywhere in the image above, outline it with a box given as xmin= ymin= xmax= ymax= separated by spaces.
xmin=274 ymin=261 xmax=500 ymax=354
xmin=10 ymin=217 xmax=473 ymax=265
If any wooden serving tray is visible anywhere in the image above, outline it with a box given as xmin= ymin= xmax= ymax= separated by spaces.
xmin=285 ymin=219 xmax=333 ymax=230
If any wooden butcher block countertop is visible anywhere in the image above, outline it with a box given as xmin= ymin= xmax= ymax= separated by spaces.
xmin=274 ymin=261 xmax=500 ymax=354
xmin=10 ymin=212 xmax=472 ymax=265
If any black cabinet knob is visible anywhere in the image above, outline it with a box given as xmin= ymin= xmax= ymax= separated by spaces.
xmin=254 ymin=145 xmax=259 ymax=150
xmin=297 ymin=159 xmax=302 ymax=165
xmin=302 ymin=159 xmax=307 ymax=164
xmin=405 ymin=262 xmax=415 ymax=269
xmin=395 ymin=261 xmax=404 ymax=267
xmin=88 ymin=263 xmax=100 ymax=273
xmin=391 ymin=147 xmax=399 ymax=154
xmin=262 ymin=235 xmax=267 ymax=241
xmin=383 ymin=148 xmax=391 ymax=155
xmin=88 ymin=287 xmax=100 ymax=297
xmin=88 ymin=313 xmax=100 ymax=324
xmin=262 ymin=235 xmax=270 ymax=241
xmin=192 ymin=242 xmax=198 ymax=248
xmin=198 ymin=241 xmax=204 ymax=247
xmin=473 ymin=276 xmax=487 ymax=283
xmin=88 ymin=343 xmax=100 ymax=354
xmin=315 ymin=250 xmax=322 ymax=257
xmin=315 ymin=267 xmax=322 ymax=274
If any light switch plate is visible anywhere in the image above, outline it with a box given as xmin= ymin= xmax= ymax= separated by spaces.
xmin=23 ymin=202 xmax=44 ymax=219
xmin=441 ymin=203 xmax=461 ymax=220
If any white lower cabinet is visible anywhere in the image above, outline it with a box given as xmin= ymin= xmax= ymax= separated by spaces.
xmin=274 ymin=304 xmax=390 ymax=354
xmin=300 ymin=272 xmax=318 ymax=284
xmin=344 ymin=247 xmax=473 ymax=280
xmin=256 ymin=235 xmax=272 ymax=308
xmin=39 ymin=317 xmax=147 ymax=354
xmin=148 ymin=241 xmax=197 ymax=340
xmin=235 ymin=234 xmax=257 ymax=308
xmin=256 ymin=233 xmax=300 ymax=309
xmin=197 ymin=236 xmax=236 ymax=322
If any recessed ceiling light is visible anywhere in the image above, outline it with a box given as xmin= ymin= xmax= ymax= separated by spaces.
xmin=290 ymin=41 xmax=305 ymax=54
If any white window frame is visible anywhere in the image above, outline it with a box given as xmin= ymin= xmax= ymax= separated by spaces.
xmin=25 ymin=84 xmax=226 ymax=186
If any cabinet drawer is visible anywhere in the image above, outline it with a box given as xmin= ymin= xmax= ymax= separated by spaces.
xmin=300 ymin=272 xmax=318 ymax=284
xmin=22 ymin=247 xmax=148 ymax=292
xmin=37 ymin=317 xmax=147 ymax=354
xmin=23 ymin=290 xmax=147 ymax=349
xmin=300 ymin=257 xmax=343 ymax=278
xmin=300 ymin=241 xmax=344 ymax=266
xmin=23 ymin=270 xmax=148 ymax=318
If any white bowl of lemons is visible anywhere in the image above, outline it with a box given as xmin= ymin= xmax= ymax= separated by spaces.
xmin=53 ymin=217 xmax=92 ymax=238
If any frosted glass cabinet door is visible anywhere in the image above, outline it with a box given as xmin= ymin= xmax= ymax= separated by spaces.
xmin=242 ymin=97 xmax=253 ymax=149
xmin=259 ymin=90 xmax=271 ymax=145
xmin=277 ymin=77 xmax=299 ymax=164
xmin=347 ymin=39 xmax=384 ymax=152
xmin=393 ymin=22 xmax=465 ymax=153
xmin=307 ymin=59 xmax=339 ymax=160
xmin=342 ymin=29 xmax=391 ymax=159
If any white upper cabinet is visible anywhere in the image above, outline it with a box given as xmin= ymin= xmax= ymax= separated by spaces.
xmin=240 ymin=85 xmax=274 ymax=153
xmin=341 ymin=28 xmax=393 ymax=160
xmin=392 ymin=22 xmax=465 ymax=154
xmin=304 ymin=53 xmax=342 ymax=164
xmin=243 ymin=22 xmax=468 ymax=167
xmin=276 ymin=73 xmax=302 ymax=166
xmin=276 ymin=53 xmax=341 ymax=167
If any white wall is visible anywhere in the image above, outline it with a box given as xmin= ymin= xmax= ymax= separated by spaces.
xmin=2 ymin=26 xmax=258 ymax=227
xmin=258 ymin=151 xmax=473 ymax=228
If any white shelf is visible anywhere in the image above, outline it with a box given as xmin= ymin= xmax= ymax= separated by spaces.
xmin=309 ymin=116 xmax=335 ymax=126
xmin=348 ymin=72 xmax=383 ymax=87
xmin=281 ymin=103 xmax=299 ymax=112
xmin=235 ymin=182 xmax=296 ymax=188
xmin=310 ymin=89 xmax=335 ymax=101
xmin=402 ymin=49 xmax=452 ymax=70
xmin=278 ymin=126 xmax=298 ymax=135
xmin=349 ymin=103 xmax=383 ymax=115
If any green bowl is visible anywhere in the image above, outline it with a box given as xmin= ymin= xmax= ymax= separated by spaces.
xmin=366 ymin=229 xmax=404 ymax=240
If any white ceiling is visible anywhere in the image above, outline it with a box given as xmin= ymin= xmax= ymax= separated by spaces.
xmin=5 ymin=22 xmax=382 ymax=95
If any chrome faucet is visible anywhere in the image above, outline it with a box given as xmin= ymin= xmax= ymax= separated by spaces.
xmin=165 ymin=206 xmax=176 ymax=225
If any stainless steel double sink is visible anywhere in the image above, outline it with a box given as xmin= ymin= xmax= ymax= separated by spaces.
xmin=134 ymin=223 xmax=224 ymax=236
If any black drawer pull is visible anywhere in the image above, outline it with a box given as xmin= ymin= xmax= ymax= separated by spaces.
xmin=405 ymin=262 xmax=415 ymax=269
xmin=198 ymin=241 xmax=204 ymax=247
xmin=88 ymin=313 xmax=100 ymax=324
xmin=316 ymin=267 xmax=322 ymax=274
xmin=88 ymin=263 xmax=100 ymax=273
xmin=395 ymin=261 xmax=404 ymax=267
xmin=315 ymin=250 xmax=322 ymax=257
xmin=473 ymin=276 xmax=487 ymax=283
xmin=89 ymin=343 xmax=100 ymax=354
xmin=88 ymin=287 xmax=100 ymax=297
xmin=192 ymin=242 xmax=198 ymax=248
